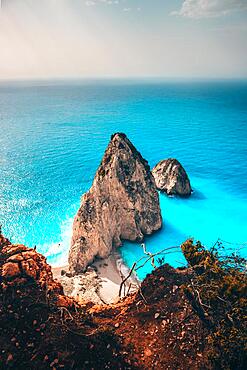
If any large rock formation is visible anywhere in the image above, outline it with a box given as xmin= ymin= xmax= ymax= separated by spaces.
xmin=152 ymin=158 xmax=192 ymax=197
xmin=69 ymin=133 xmax=162 ymax=274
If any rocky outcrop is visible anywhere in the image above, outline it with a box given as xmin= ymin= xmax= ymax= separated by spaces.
xmin=1 ymin=234 xmax=245 ymax=369
xmin=0 ymin=234 xmax=74 ymax=307
xmin=152 ymin=158 xmax=192 ymax=197
xmin=69 ymin=133 xmax=162 ymax=274
xmin=0 ymin=234 xmax=209 ymax=370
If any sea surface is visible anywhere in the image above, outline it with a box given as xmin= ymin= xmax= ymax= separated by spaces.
xmin=0 ymin=79 xmax=247 ymax=279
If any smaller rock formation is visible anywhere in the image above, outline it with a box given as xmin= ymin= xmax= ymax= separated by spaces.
xmin=69 ymin=133 xmax=162 ymax=274
xmin=152 ymin=158 xmax=192 ymax=197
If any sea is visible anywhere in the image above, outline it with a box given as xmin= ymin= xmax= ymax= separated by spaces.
xmin=0 ymin=79 xmax=247 ymax=279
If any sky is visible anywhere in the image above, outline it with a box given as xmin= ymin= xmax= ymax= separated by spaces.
xmin=0 ymin=0 xmax=247 ymax=79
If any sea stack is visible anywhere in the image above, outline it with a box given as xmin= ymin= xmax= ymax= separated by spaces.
xmin=152 ymin=158 xmax=192 ymax=197
xmin=69 ymin=133 xmax=162 ymax=274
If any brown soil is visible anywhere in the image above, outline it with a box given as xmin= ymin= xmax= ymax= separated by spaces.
xmin=1 ymin=235 xmax=244 ymax=369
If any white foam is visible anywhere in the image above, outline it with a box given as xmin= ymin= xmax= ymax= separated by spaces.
xmin=39 ymin=215 xmax=74 ymax=267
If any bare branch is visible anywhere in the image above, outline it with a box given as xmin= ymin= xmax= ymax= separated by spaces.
xmin=119 ymin=262 xmax=137 ymax=298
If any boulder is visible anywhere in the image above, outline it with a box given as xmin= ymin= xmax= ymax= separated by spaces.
xmin=0 ymin=234 xmax=63 ymax=295
xmin=69 ymin=133 xmax=162 ymax=274
xmin=2 ymin=262 xmax=21 ymax=279
xmin=152 ymin=158 xmax=192 ymax=197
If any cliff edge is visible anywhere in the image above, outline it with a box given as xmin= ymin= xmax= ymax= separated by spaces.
xmin=0 ymin=234 xmax=245 ymax=369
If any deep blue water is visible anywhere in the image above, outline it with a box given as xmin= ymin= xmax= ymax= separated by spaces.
xmin=0 ymin=80 xmax=247 ymax=279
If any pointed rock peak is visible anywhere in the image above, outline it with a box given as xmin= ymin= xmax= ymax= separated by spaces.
xmin=111 ymin=132 xmax=127 ymax=140
xmin=96 ymin=133 xmax=151 ymax=185
xmin=152 ymin=158 xmax=192 ymax=197
xmin=69 ymin=133 xmax=162 ymax=274
xmin=107 ymin=132 xmax=135 ymax=154
xmin=110 ymin=132 xmax=137 ymax=149
xmin=102 ymin=132 xmax=149 ymax=168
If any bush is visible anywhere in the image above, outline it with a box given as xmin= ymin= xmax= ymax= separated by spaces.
xmin=181 ymin=239 xmax=247 ymax=369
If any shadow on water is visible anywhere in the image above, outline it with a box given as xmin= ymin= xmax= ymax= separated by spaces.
xmin=158 ymin=188 xmax=207 ymax=202
xmin=190 ymin=188 xmax=207 ymax=200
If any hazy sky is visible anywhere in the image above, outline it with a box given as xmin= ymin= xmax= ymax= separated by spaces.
xmin=0 ymin=0 xmax=247 ymax=79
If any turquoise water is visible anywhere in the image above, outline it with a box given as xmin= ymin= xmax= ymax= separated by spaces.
xmin=0 ymin=80 xmax=247 ymax=279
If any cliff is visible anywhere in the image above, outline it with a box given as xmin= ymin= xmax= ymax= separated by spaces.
xmin=0 ymin=234 xmax=245 ymax=369
xmin=152 ymin=158 xmax=192 ymax=196
xmin=0 ymin=234 xmax=74 ymax=308
xmin=69 ymin=133 xmax=162 ymax=274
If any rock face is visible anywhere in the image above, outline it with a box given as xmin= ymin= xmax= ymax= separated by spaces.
xmin=152 ymin=158 xmax=192 ymax=197
xmin=0 ymin=234 xmax=59 ymax=292
xmin=0 ymin=234 xmax=74 ymax=307
xmin=69 ymin=133 xmax=162 ymax=274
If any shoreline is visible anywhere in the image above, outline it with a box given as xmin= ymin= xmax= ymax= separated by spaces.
xmin=52 ymin=249 xmax=139 ymax=305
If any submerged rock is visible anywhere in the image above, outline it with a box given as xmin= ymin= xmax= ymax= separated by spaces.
xmin=152 ymin=158 xmax=192 ymax=196
xmin=69 ymin=133 xmax=162 ymax=274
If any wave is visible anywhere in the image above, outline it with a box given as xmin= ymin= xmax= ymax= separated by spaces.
xmin=38 ymin=215 xmax=74 ymax=267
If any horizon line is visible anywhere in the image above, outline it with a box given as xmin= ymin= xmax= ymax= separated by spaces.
xmin=0 ymin=76 xmax=247 ymax=83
